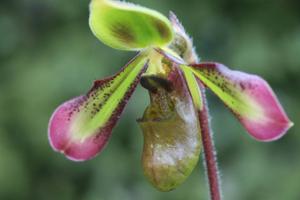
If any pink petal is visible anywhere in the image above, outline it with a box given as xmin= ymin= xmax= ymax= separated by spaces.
xmin=190 ymin=62 xmax=293 ymax=141
xmin=48 ymin=54 xmax=148 ymax=161
xmin=48 ymin=96 xmax=111 ymax=161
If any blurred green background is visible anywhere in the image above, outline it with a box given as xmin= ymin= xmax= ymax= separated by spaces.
xmin=0 ymin=0 xmax=299 ymax=199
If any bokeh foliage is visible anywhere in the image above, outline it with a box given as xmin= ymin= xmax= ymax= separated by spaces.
xmin=0 ymin=0 xmax=299 ymax=199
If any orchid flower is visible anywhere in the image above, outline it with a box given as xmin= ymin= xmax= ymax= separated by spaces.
xmin=48 ymin=0 xmax=293 ymax=198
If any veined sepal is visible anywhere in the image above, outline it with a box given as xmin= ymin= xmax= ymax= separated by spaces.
xmin=89 ymin=0 xmax=174 ymax=51
xmin=189 ymin=62 xmax=293 ymax=141
xmin=48 ymin=53 xmax=148 ymax=161
xmin=181 ymin=65 xmax=203 ymax=111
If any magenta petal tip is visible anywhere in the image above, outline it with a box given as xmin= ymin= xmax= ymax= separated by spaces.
xmin=237 ymin=78 xmax=293 ymax=142
xmin=48 ymin=97 xmax=108 ymax=161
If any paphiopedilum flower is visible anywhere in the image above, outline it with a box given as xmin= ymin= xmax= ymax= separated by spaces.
xmin=48 ymin=0 xmax=293 ymax=195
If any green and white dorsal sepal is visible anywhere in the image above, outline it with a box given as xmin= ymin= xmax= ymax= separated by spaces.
xmin=89 ymin=0 xmax=174 ymax=51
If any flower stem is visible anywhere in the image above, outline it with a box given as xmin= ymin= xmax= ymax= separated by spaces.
xmin=198 ymin=86 xmax=222 ymax=200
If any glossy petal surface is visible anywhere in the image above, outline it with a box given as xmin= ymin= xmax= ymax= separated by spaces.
xmin=139 ymin=66 xmax=202 ymax=191
xmin=48 ymin=54 xmax=148 ymax=161
xmin=188 ymin=63 xmax=293 ymax=141
xmin=89 ymin=0 xmax=173 ymax=50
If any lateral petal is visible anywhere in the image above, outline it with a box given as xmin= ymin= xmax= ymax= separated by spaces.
xmin=48 ymin=54 xmax=148 ymax=161
xmin=189 ymin=63 xmax=293 ymax=141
